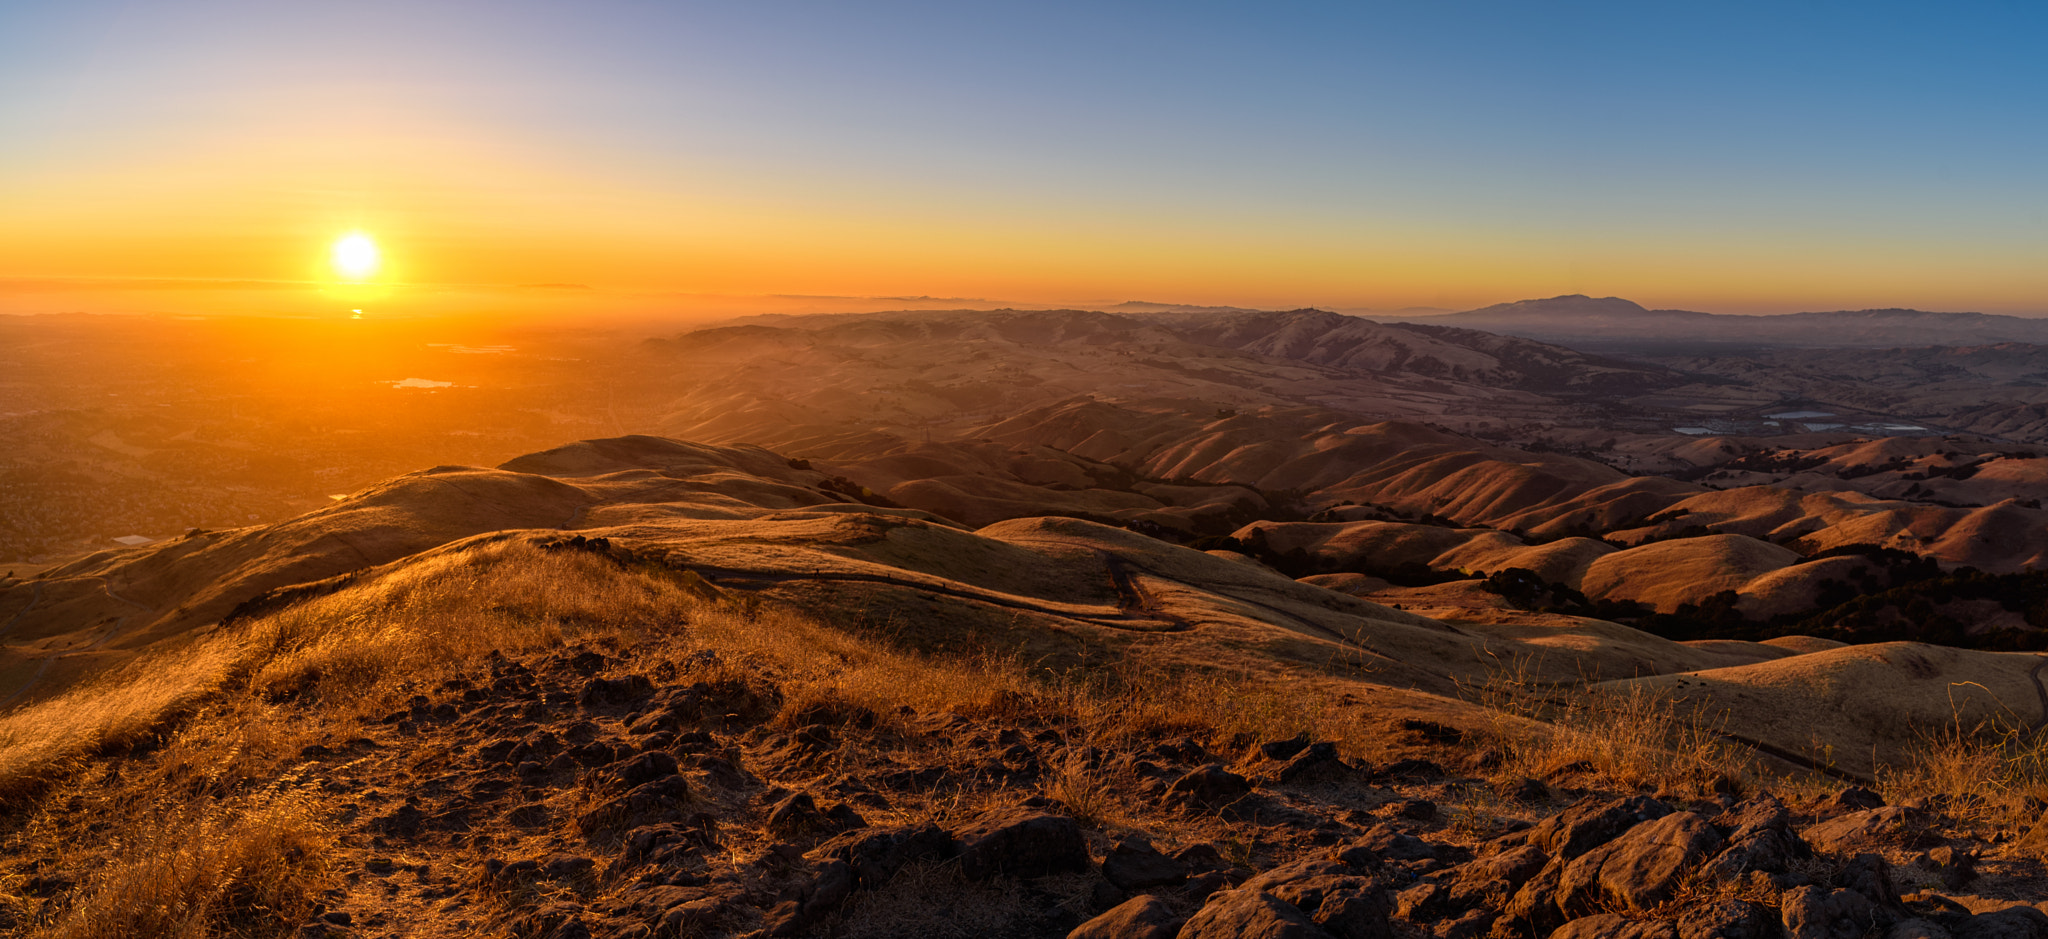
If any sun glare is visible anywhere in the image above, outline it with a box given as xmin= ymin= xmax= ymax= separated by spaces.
xmin=332 ymin=233 xmax=380 ymax=280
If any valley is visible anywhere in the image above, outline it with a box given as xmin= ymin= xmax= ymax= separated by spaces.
xmin=7 ymin=299 xmax=2048 ymax=937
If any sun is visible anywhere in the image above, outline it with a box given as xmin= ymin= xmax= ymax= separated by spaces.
xmin=331 ymin=232 xmax=380 ymax=281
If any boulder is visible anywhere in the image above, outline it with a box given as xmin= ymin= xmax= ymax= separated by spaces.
xmin=1169 ymin=763 xmax=1253 ymax=812
xmin=1527 ymin=796 xmax=1672 ymax=860
xmin=1504 ymin=858 xmax=1569 ymax=939
xmin=1335 ymin=824 xmax=1437 ymax=864
xmin=1827 ymin=786 xmax=1886 ymax=812
xmin=1102 ymin=838 xmax=1189 ymax=890
xmin=1717 ymin=792 xmax=1791 ymax=841
xmin=1951 ymin=907 xmax=2048 ymax=939
xmin=574 ymin=776 xmax=691 ymax=835
xmin=955 ymin=811 xmax=1089 ymax=880
xmin=1278 ymin=742 xmax=1349 ymax=784
xmin=1262 ymin=733 xmax=1313 ymax=761
xmin=607 ymin=750 xmax=679 ymax=789
xmin=1180 ymin=889 xmax=1335 ymax=939
xmin=1068 ymin=895 xmax=1185 ymax=939
xmin=821 ymin=824 xmax=958 ymax=889
xmin=1557 ymin=812 xmax=1723 ymax=914
xmin=1451 ymin=844 xmax=1548 ymax=896
xmin=1834 ymin=853 xmax=1904 ymax=911
xmin=1804 ymin=807 xmax=1932 ymax=854
xmin=578 ymin=674 xmax=654 ymax=708
xmin=1677 ymin=899 xmax=1777 ymax=939
xmin=1888 ymin=919 xmax=1955 ymax=939
xmin=1782 ymin=884 xmax=1886 ymax=939
xmin=1238 ymin=858 xmax=1394 ymax=939
xmin=1701 ymin=827 xmax=1806 ymax=880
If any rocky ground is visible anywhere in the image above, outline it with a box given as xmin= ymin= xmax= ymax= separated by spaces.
xmin=20 ymin=622 xmax=2035 ymax=939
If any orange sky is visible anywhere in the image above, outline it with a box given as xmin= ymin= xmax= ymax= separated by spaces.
xmin=4 ymin=3 xmax=2044 ymax=321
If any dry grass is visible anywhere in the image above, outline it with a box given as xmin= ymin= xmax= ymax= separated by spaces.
xmin=0 ymin=541 xmax=710 ymax=936
xmin=243 ymin=543 xmax=696 ymax=707
xmin=29 ymin=781 xmax=334 ymax=939
xmin=1461 ymin=653 xmax=1757 ymax=797
xmin=0 ymin=631 xmax=249 ymax=804
xmin=683 ymin=604 xmax=1046 ymax=732
xmin=31 ymin=532 xmax=2048 ymax=936
xmin=0 ymin=542 xmax=689 ymax=804
xmin=1878 ymin=706 xmax=2048 ymax=849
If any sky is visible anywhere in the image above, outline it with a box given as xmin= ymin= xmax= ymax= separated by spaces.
xmin=2 ymin=1 xmax=2044 ymax=319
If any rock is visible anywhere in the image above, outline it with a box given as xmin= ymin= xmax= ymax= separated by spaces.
xmin=1382 ymin=799 xmax=1437 ymax=821
xmin=1337 ymin=824 xmax=1437 ymax=864
xmin=616 ymin=821 xmax=715 ymax=870
xmin=1262 ymin=733 xmax=1313 ymax=761
xmin=1951 ymin=907 xmax=2048 ymax=939
xmin=1677 ymin=899 xmax=1777 ymax=939
xmin=1889 ymin=919 xmax=1955 ymax=939
xmin=822 ymin=801 xmax=868 ymax=833
xmin=1504 ymin=859 xmax=1568 ymax=939
xmin=1718 ymin=792 xmax=1791 ymax=841
xmin=1527 ymin=796 xmax=1672 ymax=860
xmin=370 ymin=803 xmax=425 ymax=839
xmin=1169 ymin=763 xmax=1253 ymax=812
xmin=765 ymin=792 xmax=827 ymax=837
xmin=1394 ymin=882 xmax=1442 ymax=922
xmin=542 ymin=855 xmax=596 ymax=880
xmin=821 ymin=824 xmax=958 ymax=888
xmin=1550 ymin=914 xmax=1678 ymax=939
xmin=1805 ymin=806 xmax=1931 ymax=854
xmin=1239 ymin=858 xmax=1395 ymax=939
xmin=1103 ymin=838 xmax=1188 ymax=890
xmin=1496 ymin=777 xmax=1549 ymax=803
xmin=1436 ymin=908 xmax=1495 ymax=939
xmin=661 ymin=895 xmax=732 ymax=936
xmin=1435 ymin=844 xmax=1547 ymax=912
xmin=1180 ymin=888 xmax=1336 ymax=939
xmin=1279 ymin=743 xmax=1349 ymax=784
xmin=956 ymin=811 xmax=1089 ymax=880
xmin=1829 ymin=786 xmax=1886 ymax=812
xmin=575 ymin=776 xmax=691 ymax=835
xmin=1069 ymin=895 xmax=1185 ymax=939
xmin=763 ymin=859 xmax=853 ymax=937
xmin=579 ymin=674 xmax=654 ymax=709
xmin=1922 ymin=845 xmax=1977 ymax=890
xmin=1834 ymin=852 xmax=1904 ymax=911
xmin=1184 ymin=870 xmax=1239 ymax=901
xmin=1379 ymin=758 xmax=1444 ymax=778
xmin=609 ymin=750 xmax=679 ymax=789
xmin=1175 ymin=842 xmax=1231 ymax=873
xmin=1701 ymin=827 xmax=1807 ymax=881
xmin=1454 ymin=844 xmax=1548 ymax=892
xmin=1397 ymin=719 xmax=1464 ymax=744
xmin=1557 ymin=811 xmax=1722 ymax=915
xmin=1782 ymin=884 xmax=1886 ymax=939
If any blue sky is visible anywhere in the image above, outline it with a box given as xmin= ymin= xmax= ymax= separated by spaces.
xmin=2 ymin=1 xmax=2043 ymax=314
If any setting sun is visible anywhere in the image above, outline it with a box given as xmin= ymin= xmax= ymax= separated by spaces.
xmin=331 ymin=233 xmax=380 ymax=281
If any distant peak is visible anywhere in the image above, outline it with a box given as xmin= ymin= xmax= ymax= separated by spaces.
xmin=1455 ymin=295 xmax=1650 ymax=317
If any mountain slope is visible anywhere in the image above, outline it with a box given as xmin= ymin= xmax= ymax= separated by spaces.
xmin=1419 ymin=294 xmax=2048 ymax=349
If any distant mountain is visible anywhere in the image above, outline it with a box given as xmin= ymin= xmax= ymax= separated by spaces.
xmin=1405 ymin=294 xmax=2048 ymax=350
xmin=1154 ymin=308 xmax=1680 ymax=395
xmin=1107 ymin=300 xmax=1266 ymax=314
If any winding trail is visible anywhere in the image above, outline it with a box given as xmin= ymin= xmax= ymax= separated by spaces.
xmin=0 ymin=581 xmax=44 ymax=641
xmin=675 ymin=561 xmax=1188 ymax=634
xmin=2029 ymin=655 xmax=2048 ymax=733
xmin=0 ymin=575 xmax=159 ymax=709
